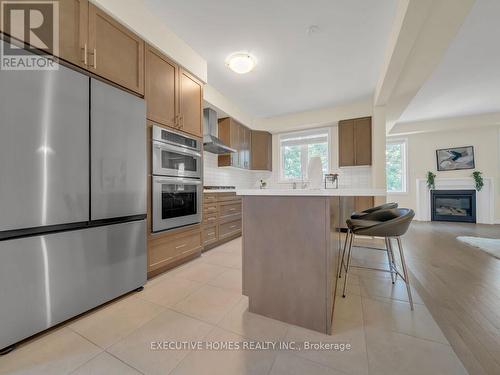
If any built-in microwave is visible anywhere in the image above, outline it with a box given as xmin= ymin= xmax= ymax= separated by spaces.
xmin=152 ymin=125 xmax=202 ymax=179
xmin=152 ymin=176 xmax=202 ymax=232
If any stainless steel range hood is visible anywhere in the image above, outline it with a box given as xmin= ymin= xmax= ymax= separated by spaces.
xmin=203 ymin=108 xmax=236 ymax=154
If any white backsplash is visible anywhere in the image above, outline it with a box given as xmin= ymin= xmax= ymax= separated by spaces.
xmin=338 ymin=166 xmax=372 ymax=188
xmin=203 ymin=152 xmax=371 ymax=190
xmin=261 ymin=166 xmax=372 ymax=189
xmin=203 ymin=152 xmax=272 ymax=188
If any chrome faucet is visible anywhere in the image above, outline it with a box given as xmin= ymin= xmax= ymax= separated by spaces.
xmin=301 ymin=176 xmax=308 ymax=189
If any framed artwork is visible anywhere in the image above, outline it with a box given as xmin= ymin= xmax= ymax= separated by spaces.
xmin=436 ymin=146 xmax=475 ymax=171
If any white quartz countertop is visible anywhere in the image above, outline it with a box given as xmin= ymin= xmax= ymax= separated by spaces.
xmin=236 ymin=188 xmax=387 ymax=196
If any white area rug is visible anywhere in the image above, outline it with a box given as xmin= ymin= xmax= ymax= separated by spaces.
xmin=457 ymin=236 xmax=500 ymax=259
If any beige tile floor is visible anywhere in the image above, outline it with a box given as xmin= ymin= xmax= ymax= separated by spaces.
xmin=0 ymin=238 xmax=468 ymax=375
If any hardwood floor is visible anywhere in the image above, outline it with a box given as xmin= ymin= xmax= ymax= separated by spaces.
xmin=402 ymin=221 xmax=500 ymax=375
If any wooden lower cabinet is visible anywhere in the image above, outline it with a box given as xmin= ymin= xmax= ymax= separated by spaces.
xmin=355 ymin=196 xmax=375 ymax=212
xmin=147 ymin=224 xmax=202 ymax=277
xmin=202 ymin=225 xmax=218 ymax=247
xmin=202 ymin=192 xmax=242 ymax=251
xmin=219 ymin=201 xmax=241 ymax=219
xmin=219 ymin=219 xmax=242 ymax=240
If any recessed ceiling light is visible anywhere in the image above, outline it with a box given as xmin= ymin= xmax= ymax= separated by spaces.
xmin=225 ymin=52 xmax=257 ymax=74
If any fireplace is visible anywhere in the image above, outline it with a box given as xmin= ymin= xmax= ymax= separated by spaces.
xmin=431 ymin=190 xmax=476 ymax=223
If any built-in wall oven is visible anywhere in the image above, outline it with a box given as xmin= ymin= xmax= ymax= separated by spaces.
xmin=152 ymin=125 xmax=203 ymax=232
xmin=152 ymin=125 xmax=202 ymax=178
xmin=152 ymin=176 xmax=202 ymax=232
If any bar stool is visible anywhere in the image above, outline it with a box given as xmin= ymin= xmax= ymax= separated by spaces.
xmin=338 ymin=202 xmax=398 ymax=280
xmin=341 ymin=208 xmax=415 ymax=310
xmin=350 ymin=202 xmax=399 ymax=219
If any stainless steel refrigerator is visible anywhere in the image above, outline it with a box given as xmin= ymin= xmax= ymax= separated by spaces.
xmin=0 ymin=40 xmax=147 ymax=352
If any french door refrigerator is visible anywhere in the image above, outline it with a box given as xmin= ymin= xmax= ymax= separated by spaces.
xmin=0 ymin=41 xmax=147 ymax=352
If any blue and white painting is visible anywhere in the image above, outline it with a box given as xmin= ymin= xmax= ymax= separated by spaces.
xmin=436 ymin=146 xmax=475 ymax=171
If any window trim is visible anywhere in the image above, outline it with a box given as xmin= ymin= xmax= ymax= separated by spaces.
xmin=386 ymin=137 xmax=408 ymax=194
xmin=278 ymin=127 xmax=331 ymax=183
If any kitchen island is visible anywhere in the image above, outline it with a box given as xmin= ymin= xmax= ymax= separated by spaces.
xmin=237 ymin=188 xmax=386 ymax=334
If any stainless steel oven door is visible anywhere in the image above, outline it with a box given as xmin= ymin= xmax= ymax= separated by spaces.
xmin=152 ymin=176 xmax=202 ymax=232
xmin=152 ymin=140 xmax=202 ymax=178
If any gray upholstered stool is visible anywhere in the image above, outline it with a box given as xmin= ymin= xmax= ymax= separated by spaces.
xmin=340 ymin=208 xmax=415 ymax=310
xmin=338 ymin=202 xmax=398 ymax=279
xmin=350 ymin=202 xmax=399 ymax=220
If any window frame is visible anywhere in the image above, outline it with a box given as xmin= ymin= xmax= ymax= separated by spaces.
xmin=386 ymin=137 xmax=408 ymax=194
xmin=278 ymin=127 xmax=331 ymax=183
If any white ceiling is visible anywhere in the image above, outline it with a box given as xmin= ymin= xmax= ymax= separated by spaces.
xmin=398 ymin=0 xmax=500 ymax=124
xmin=144 ymin=0 xmax=397 ymax=118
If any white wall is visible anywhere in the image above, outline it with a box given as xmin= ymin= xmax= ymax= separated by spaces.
xmin=388 ymin=125 xmax=500 ymax=221
xmin=203 ymin=85 xmax=255 ymax=128
xmin=253 ymin=98 xmax=373 ymax=133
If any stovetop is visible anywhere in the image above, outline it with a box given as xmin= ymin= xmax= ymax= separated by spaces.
xmin=204 ymin=186 xmax=236 ymax=190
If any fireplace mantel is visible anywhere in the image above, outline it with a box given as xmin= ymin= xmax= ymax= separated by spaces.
xmin=416 ymin=177 xmax=494 ymax=224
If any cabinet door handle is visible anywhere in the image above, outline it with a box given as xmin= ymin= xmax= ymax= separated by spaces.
xmin=230 ymin=225 xmax=237 ymax=229
xmin=81 ymin=44 xmax=87 ymax=65
xmin=88 ymin=48 xmax=97 ymax=68
xmin=207 ymin=232 xmax=215 ymax=236
xmin=175 ymin=243 xmax=187 ymax=250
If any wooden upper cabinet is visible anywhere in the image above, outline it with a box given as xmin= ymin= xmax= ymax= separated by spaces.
xmin=145 ymin=45 xmax=177 ymax=127
xmin=58 ymin=0 xmax=88 ymax=68
xmin=339 ymin=119 xmax=355 ymax=167
xmin=218 ymin=117 xmax=237 ymax=167
xmin=88 ymin=3 xmax=144 ymax=95
xmin=354 ymin=117 xmax=372 ymax=166
xmin=338 ymin=117 xmax=372 ymax=166
xmin=231 ymin=120 xmax=241 ymax=168
xmin=179 ymin=69 xmax=203 ymax=137
xmin=241 ymin=126 xmax=251 ymax=169
xmin=251 ymin=130 xmax=272 ymax=171
xmin=218 ymin=117 xmax=252 ymax=169
xmin=0 ymin=0 xmax=88 ymax=67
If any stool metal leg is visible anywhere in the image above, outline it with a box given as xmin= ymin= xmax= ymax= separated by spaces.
xmin=384 ymin=237 xmax=395 ymax=284
xmin=396 ymin=236 xmax=414 ymax=310
xmin=342 ymin=232 xmax=355 ymax=298
xmin=338 ymin=229 xmax=351 ymax=278
xmin=387 ymin=238 xmax=398 ymax=282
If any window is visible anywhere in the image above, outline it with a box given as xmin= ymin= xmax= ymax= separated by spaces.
xmin=279 ymin=128 xmax=329 ymax=181
xmin=386 ymin=139 xmax=407 ymax=193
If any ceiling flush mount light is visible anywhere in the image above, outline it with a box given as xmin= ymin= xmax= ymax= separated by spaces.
xmin=225 ymin=52 xmax=257 ymax=74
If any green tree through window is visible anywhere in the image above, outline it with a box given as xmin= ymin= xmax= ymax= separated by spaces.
xmin=280 ymin=129 xmax=329 ymax=181
xmin=283 ymin=145 xmax=302 ymax=179
xmin=386 ymin=140 xmax=406 ymax=192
